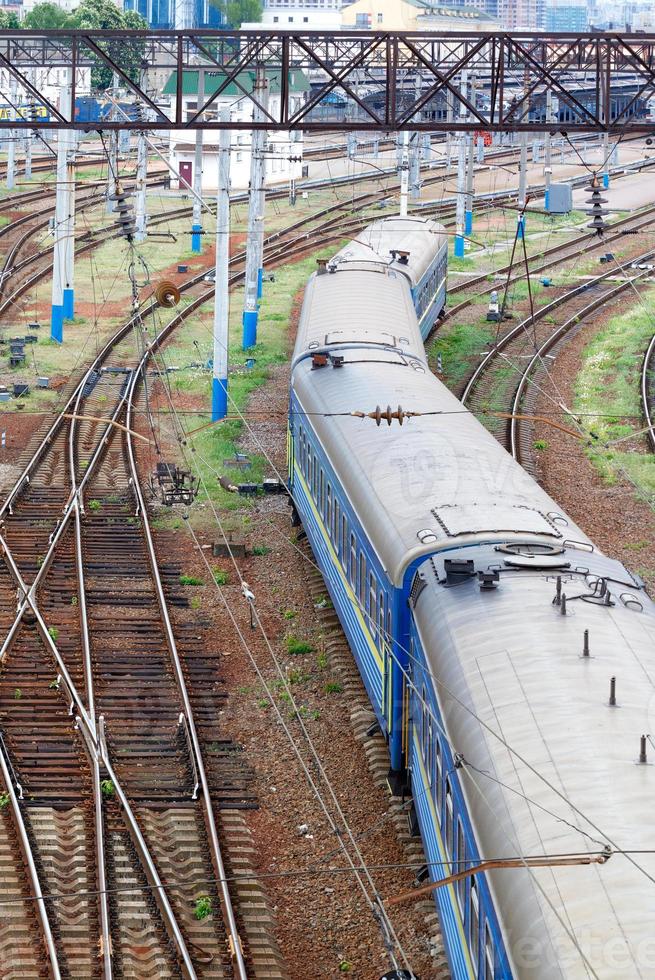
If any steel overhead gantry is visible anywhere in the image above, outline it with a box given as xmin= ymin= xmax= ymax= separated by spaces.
xmin=0 ymin=30 xmax=655 ymax=132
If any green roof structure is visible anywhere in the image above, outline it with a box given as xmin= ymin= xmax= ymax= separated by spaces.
xmin=162 ymin=69 xmax=310 ymax=98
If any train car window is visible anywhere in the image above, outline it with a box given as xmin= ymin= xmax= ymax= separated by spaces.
xmin=349 ymin=534 xmax=356 ymax=588
xmin=456 ymin=819 xmax=466 ymax=913
xmin=342 ymin=515 xmax=348 ymax=567
xmin=435 ymin=738 xmax=443 ymax=811
xmin=484 ymin=924 xmax=494 ymax=980
xmin=333 ymin=500 xmax=340 ymax=548
xmin=319 ymin=470 xmax=325 ymax=516
xmin=445 ymin=780 xmax=454 ymax=859
xmin=326 ymin=484 xmax=332 ymax=531
xmin=312 ymin=454 xmax=317 ymax=496
xmin=387 ymin=608 xmax=392 ymax=650
xmin=378 ymin=591 xmax=385 ymax=644
xmin=369 ymin=574 xmax=377 ymax=636
xmin=470 ymin=880 xmax=480 ymax=973
xmin=359 ymin=552 xmax=366 ymax=608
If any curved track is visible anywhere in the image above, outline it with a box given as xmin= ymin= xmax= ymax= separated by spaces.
xmin=0 ymin=293 xmax=266 ymax=978
xmin=642 ymin=331 xmax=655 ymax=452
xmin=460 ymin=248 xmax=655 ymax=471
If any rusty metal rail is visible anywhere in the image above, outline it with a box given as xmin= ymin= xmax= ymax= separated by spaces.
xmin=642 ymin=331 xmax=655 ymax=452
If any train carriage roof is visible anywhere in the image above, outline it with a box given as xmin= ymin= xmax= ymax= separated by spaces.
xmin=291 ymin=267 xmax=612 ymax=587
xmin=328 ymin=216 xmax=447 ymax=290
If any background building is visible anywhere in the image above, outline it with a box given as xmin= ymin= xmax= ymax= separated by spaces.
xmin=545 ymin=1 xmax=587 ymax=30
xmin=164 ymin=68 xmax=309 ymax=191
xmin=341 ymin=0 xmax=498 ymax=31
xmin=242 ymin=5 xmax=341 ymax=27
xmin=123 ymin=0 xmax=223 ymax=29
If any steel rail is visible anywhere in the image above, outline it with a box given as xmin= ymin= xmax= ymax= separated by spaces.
xmin=461 ymin=249 xmax=655 ymax=406
xmin=0 ymin=393 xmax=201 ymax=978
xmin=125 ymin=355 xmax=248 ymax=979
xmin=641 ymin=331 xmax=655 ymax=452
xmin=0 ymin=729 xmax=61 ymax=979
xmin=509 ymin=262 xmax=655 ymax=462
xmin=445 ymin=203 xmax=655 ymax=316
xmin=67 ymin=381 xmax=112 ymax=979
xmin=0 ymin=184 xmax=422 ymax=975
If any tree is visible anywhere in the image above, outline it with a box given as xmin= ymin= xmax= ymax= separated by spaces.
xmin=212 ymin=0 xmax=262 ymax=28
xmin=68 ymin=0 xmax=147 ymax=91
xmin=0 ymin=10 xmax=20 ymax=28
xmin=23 ymin=3 xmax=72 ymax=29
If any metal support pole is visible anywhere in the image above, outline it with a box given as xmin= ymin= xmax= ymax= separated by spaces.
xmin=6 ymin=75 xmax=16 ymax=190
xmin=191 ymin=68 xmax=204 ymax=253
xmin=544 ymin=88 xmax=552 ymax=211
xmin=106 ymin=75 xmax=119 ymax=214
xmin=255 ymin=78 xmax=268 ymax=308
xmin=455 ymin=136 xmax=466 ymax=258
xmin=410 ymin=134 xmax=421 ymax=201
xmin=602 ymin=130 xmax=610 ymax=189
xmin=465 ymin=134 xmax=474 ymax=236
xmin=518 ymin=131 xmax=528 ymax=240
xmin=51 ymin=76 xmax=71 ymax=342
xmin=242 ymin=67 xmax=267 ymax=350
xmin=399 ymin=130 xmax=409 ymax=217
xmin=212 ymin=112 xmax=231 ymax=422
xmin=446 ymin=90 xmax=454 ymax=169
xmin=24 ymin=103 xmax=32 ymax=181
xmin=135 ymin=128 xmax=148 ymax=241
xmin=63 ymin=107 xmax=75 ymax=321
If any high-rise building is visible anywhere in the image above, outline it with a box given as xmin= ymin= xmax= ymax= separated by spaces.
xmin=545 ymin=1 xmax=587 ymax=29
xmin=496 ymin=0 xmax=543 ymax=29
xmin=123 ymin=0 xmax=222 ymax=29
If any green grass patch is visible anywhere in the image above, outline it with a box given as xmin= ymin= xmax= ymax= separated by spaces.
xmin=194 ymin=897 xmax=212 ymax=920
xmin=180 ymin=574 xmax=204 ymax=586
xmin=429 ymin=321 xmax=495 ymax=388
xmin=286 ymin=636 xmax=313 ymax=656
xmin=153 ymin=243 xmax=345 ymax=525
xmin=574 ymin=287 xmax=655 ymax=506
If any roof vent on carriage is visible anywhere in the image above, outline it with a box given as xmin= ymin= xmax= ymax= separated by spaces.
xmin=390 ymin=249 xmax=410 ymax=265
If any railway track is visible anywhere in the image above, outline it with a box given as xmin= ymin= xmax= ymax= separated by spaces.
xmin=460 ymin=247 xmax=655 ymax=473
xmin=0 ymin=186 xmax=410 ymax=976
xmin=0 ymin=279 xmax=284 ymax=975
xmin=444 ymin=202 xmax=655 ymax=320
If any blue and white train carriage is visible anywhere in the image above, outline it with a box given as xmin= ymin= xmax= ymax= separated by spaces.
xmin=288 ymin=216 xmax=655 ymax=978
xmin=327 ymin=216 xmax=448 ymax=339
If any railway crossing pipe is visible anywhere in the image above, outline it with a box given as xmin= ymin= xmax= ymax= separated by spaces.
xmin=213 ymin=111 xmax=231 ymax=421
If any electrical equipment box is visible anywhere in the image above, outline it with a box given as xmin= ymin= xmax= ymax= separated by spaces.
xmin=547 ymin=183 xmax=573 ymax=214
